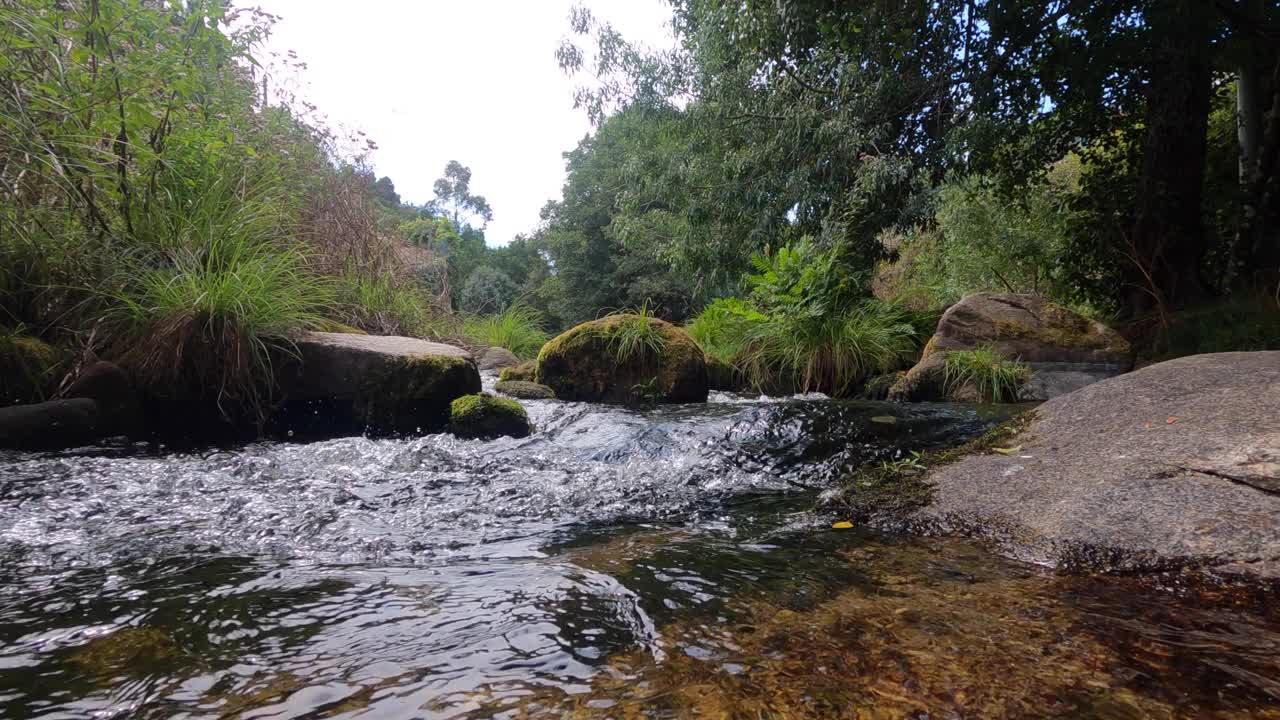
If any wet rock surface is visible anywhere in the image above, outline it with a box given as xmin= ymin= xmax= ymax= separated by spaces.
xmin=276 ymin=332 xmax=480 ymax=437
xmin=911 ymin=352 xmax=1280 ymax=580
xmin=0 ymin=398 xmax=100 ymax=450
xmin=891 ymin=293 xmax=1132 ymax=401
xmin=478 ymin=346 xmax=521 ymax=372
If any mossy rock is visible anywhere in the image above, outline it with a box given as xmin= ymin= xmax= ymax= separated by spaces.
xmin=495 ymin=380 xmax=556 ymax=400
xmin=499 ymin=362 xmax=536 ymax=382
xmin=535 ymin=315 xmax=708 ymax=404
xmin=0 ymin=333 xmax=62 ymax=406
xmin=859 ymin=371 xmax=904 ymax=401
xmin=449 ymin=393 xmax=531 ymax=439
xmin=892 ymin=293 xmax=1132 ymax=402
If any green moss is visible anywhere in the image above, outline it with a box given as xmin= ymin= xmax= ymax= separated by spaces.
xmin=499 ymin=361 xmax=536 ymax=382
xmin=995 ymin=303 xmax=1129 ymax=354
xmin=536 ymin=315 xmax=708 ymax=404
xmin=448 ymin=393 xmax=531 ymax=439
xmin=494 ymin=380 xmax=556 ymax=400
xmin=859 ymin=371 xmax=903 ymax=400
xmin=834 ymin=411 xmax=1037 ymax=522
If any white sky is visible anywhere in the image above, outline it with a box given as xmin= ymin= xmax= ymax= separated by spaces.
xmin=252 ymin=0 xmax=676 ymax=246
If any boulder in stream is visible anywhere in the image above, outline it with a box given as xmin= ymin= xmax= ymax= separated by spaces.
xmin=906 ymin=351 xmax=1280 ymax=581
xmin=63 ymin=361 xmax=142 ymax=438
xmin=536 ymin=315 xmax=708 ymax=404
xmin=275 ymin=332 xmax=480 ymax=437
xmin=448 ymin=393 xmax=532 ymax=439
xmin=890 ymin=293 xmax=1131 ymax=402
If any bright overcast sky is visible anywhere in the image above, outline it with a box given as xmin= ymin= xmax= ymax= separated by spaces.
xmin=253 ymin=1 xmax=675 ymax=246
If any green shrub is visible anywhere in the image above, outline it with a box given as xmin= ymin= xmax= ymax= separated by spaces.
xmin=943 ymin=347 xmax=1032 ymax=403
xmin=686 ymin=297 xmax=766 ymax=364
xmin=460 ymin=304 xmax=549 ymax=359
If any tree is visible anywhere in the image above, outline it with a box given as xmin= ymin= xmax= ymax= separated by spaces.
xmin=430 ymin=161 xmax=493 ymax=230
xmin=459 ymin=265 xmax=518 ymax=314
xmin=371 ymin=176 xmax=400 ymax=207
xmin=560 ymin=0 xmax=1280 ymax=316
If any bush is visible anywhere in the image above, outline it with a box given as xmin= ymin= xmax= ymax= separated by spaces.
xmin=686 ymin=239 xmax=920 ymax=396
xmin=459 ymin=265 xmax=518 ymax=314
xmin=943 ymin=347 xmax=1032 ymax=403
xmin=460 ymin=305 xmax=549 ymax=359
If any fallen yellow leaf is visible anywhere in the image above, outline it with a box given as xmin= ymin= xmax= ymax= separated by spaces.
xmin=993 ymin=445 xmax=1023 ymax=455
xmin=831 ymin=521 xmax=854 ymax=529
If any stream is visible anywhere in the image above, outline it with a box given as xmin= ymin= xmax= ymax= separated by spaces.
xmin=0 ymin=384 xmax=1277 ymax=719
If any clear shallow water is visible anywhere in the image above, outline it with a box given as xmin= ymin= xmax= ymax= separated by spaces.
xmin=0 ymin=391 xmax=1276 ymax=719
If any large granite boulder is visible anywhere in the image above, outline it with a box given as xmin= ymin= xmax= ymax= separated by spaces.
xmin=536 ymin=315 xmax=708 ymax=404
xmin=908 ymin=352 xmax=1280 ymax=581
xmin=275 ymin=333 xmax=480 ymax=437
xmin=890 ymin=293 xmax=1131 ymax=401
xmin=0 ymin=398 xmax=99 ymax=450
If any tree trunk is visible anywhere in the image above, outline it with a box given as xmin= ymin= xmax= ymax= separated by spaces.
xmin=1125 ymin=0 xmax=1214 ymax=316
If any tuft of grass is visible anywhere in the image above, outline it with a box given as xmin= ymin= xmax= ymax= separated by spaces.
xmin=460 ymin=304 xmax=549 ymax=359
xmin=603 ymin=302 xmax=667 ymax=366
xmin=334 ymin=269 xmax=441 ymax=338
xmin=688 ymin=299 xmax=918 ymax=396
xmin=943 ymin=346 xmax=1032 ymax=403
xmin=111 ymin=235 xmax=333 ymax=426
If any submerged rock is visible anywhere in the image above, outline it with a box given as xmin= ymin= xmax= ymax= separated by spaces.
xmin=276 ymin=333 xmax=480 ymax=437
xmin=478 ymin=346 xmax=521 ymax=372
xmin=890 ymin=293 xmax=1131 ymax=402
xmin=448 ymin=393 xmax=531 ymax=439
xmin=494 ymin=380 xmax=556 ymax=400
xmin=907 ymin=351 xmax=1280 ymax=581
xmin=0 ymin=398 xmax=99 ymax=450
xmin=536 ymin=315 xmax=708 ymax=404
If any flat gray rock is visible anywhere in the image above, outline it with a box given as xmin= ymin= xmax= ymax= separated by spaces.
xmin=275 ymin=333 xmax=480 ymax=437
xmin=912 ymin=352 xmax=1280 ymax=580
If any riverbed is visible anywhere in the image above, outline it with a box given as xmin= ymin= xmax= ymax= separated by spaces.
xmin=1 ymin=389 xmax=1276 ymax=718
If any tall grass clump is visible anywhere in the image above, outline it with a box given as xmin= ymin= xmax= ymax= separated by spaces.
xmin=334 ymin=269 xmax=438 ymax=338
xmin=460 ymin=304 xmax=549 ymax=359
xmin=109 ymin=174 xmax=334 ymax=427
xmin=0 ymin=326 xmax=62 ymax=405
xmin=685 ymin=238 xmax=921 ymax=396
xmin=943 ymin=347 xmax=1032 ymax=403
xmin=603 ymin=302 xmax=666 ymax=365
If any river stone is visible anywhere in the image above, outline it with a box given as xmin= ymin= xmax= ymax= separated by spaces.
xmin=448 ymin=393 xmax=532 ymax=439
xmin=910 ymin=351 xmax=1280 ymax=581
xmin=889 ymin=293 xmax=1131 ymax=402
xmin=0 ymin=398 xmax=100 ymax=450
xmin=494 ymin=380 xmax=556 ymax=400
xmin=536 ymin=315 xmax=708 ymax=404
xmin=479 ymin=346 xmax=521 ymax=372
xmin=276 ymin=332 xmax=481 ymax=437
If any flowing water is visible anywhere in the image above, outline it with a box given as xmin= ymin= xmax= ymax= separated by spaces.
xmin=0 ymin=385 xmax=1277 ymax=719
